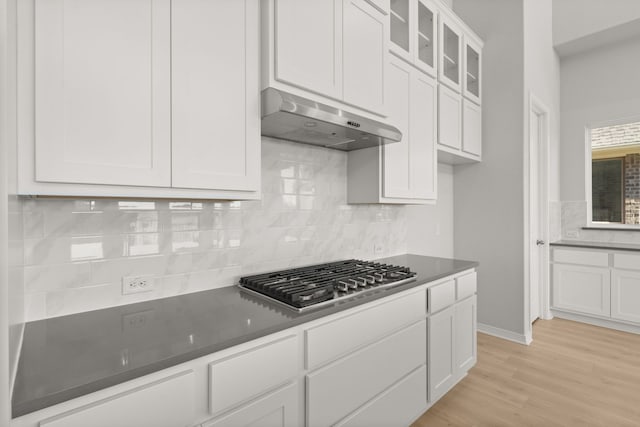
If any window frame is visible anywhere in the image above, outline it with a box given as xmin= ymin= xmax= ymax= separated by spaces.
xmin=586 ymin=116 xmax=640 ymax=229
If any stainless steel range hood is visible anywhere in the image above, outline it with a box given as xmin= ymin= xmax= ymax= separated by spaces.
xmin=261 ymin=88 xmax=402 ymax=151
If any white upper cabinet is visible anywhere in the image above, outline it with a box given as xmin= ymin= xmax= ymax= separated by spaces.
xmin=438 ymin=10 xmax=462 ymax=93
xmin=273 ymin=0 xmax=342 ymax=99
xmin=264 ymin=0 xmax=388 ymax=116
xmin=348 ymin=56 xmax=436 ymax=204
xmin=34 ymin=0 xmax=171 ymax=187
xmin=463 ymin=34 xmax=482 ymax=105
xmin=172 ymin=0 xmax=260 ymax=192
xmin=343 ymin=0 xmax=388 ymax=115
xmin=462 ymin=99 xmax=481 ymax=157
xmin=438 ymin=84 xmax=462 ymax=151
xmin=389 ymin=0 xmax=437 ymax=77
xmin=19 ymin=0 xmax=260 ymax=199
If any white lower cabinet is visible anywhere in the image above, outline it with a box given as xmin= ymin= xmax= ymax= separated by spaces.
xmin=15 ymin=270 xmax=478 ymax=427
xmin=428 ymin=306 xmax=455 ymax=402
xmin=335 ymin=365 xmax=427 ymax=427
xmin=552 ymin=264 xmax=611 ymax=317
xmin=38 ymin=371 xmax=195 ymax=427
xmin=455 ymin=295 xmax=477 ymax=374
xmin=202 ymin=383 xmax=298 ymax=427
xmin=306 ymin=320 xmax=426 ymax=427
xmin=551 ymin=246 xmax=640 ymax=332
xmin=611 ymin=270 xmax=640 ymax=323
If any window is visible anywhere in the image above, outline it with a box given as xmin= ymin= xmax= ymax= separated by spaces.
xmin=589 ymin=119 xmax=640 ymax=226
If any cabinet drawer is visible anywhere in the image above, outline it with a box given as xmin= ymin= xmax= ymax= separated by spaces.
xmin=335 ymin=365 xmax=427 ymax=427
xmin=305 ymin=291 xmax=425 ymax=369
xmin=40 ymin=371 xmax=194 ymax=427
xmin=429 ymin=280 xmax=456 ymax=313
xmin=203 ymin=383 xmax=298 ymax=427
xmin=306 ymin=320 xmax=426 ymax=427
xmin=456 ymin=272 xmax=477 ymax=300
xmin=209 ymin=336 xmax=297 ymax=416
xmin=613 ymin=253 xmax=640 ymax=270
xmin=553 ymin=248 xmax=608 ymax=267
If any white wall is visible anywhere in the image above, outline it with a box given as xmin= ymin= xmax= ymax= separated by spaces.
xmin=560 ymin=36 xmax=640 ymax=241
xmin=553 ymin=0 xmax=640 ymax=46
xmin=407 ymin=164 xmax=454 ymax=258
xmin=560 ymin=36 xmax=640 ymax=202
xmin=452 ymin=0 xmax=527 ymax=337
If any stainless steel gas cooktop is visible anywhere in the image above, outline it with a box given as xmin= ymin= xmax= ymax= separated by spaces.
xmin=238 ymin=259 xmax=417 ymax=312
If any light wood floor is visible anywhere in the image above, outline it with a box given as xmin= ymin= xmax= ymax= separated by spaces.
xmin=412 ymin=318 xmax=640 ymax=427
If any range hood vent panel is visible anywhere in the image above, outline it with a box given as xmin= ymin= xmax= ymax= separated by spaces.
xmin=261 ymin=88 xmax=401 ymax=151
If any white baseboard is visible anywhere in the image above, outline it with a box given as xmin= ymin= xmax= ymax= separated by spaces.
xmin=551 ymin=310 xmax=640 ymax=335
xmin=478 ymin=323 xmax=531 ymax=345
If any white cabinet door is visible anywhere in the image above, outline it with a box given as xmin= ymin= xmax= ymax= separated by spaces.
xmin=454 ymin=295 xmax=477 ymax=375
xmin=414 ymin=0 xmax=437 ymax=77
xmin=203 ymin=384 xmax=298 ymax=427
xmin=463 ymin=36 xmax=481 ymax=104
xmin=428 ymin=305 xmax=455 ymax=402
xmin=274 ymin=0 xmax=342 ymax=99
xmin=34 ymin=0 xmax=171 ymax=187
xmin=611 ymin=270 xmax=640 ymax=323
xmin=438 ymin=84 xmax=462 ymax=150
xmin=172 ymin=0 xmax=260 ymax=192
xmin=383 ymin=58 xmax=436 ymax=200
xmin=383 ymin=57 xmax=412 ymax=199
xmin=343 ymin=0 xmax=387 ymax=115
xmin=462 ymin=99 xmax=481 ymax=157
xmin=552 ymin=264 xmax=611 ymax=317
xmin=409 ymin=71 xmax=437 ymax=199
xmin=438 ymin=12 xmax=462 ymax=93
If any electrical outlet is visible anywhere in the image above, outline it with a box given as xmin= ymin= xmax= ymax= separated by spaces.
xmin=122 ymin=275 xmax=154 ymax=295
xmin=374 ymin=243 xmax=384 ymax=255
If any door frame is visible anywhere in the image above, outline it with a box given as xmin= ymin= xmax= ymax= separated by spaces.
xmin=524 ymin=93 xmax=552 ymax=343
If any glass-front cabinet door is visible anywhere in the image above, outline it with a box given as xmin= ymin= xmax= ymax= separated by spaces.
xmin=438 ymin=11 xmax=462 ymax=92
xmin=415 ymin=0 xmax=436 ymax=76
xmin=389 ymin=0 xmax=412 ymax=62
xmin=464 ymin=36 xmax=482 ymax=104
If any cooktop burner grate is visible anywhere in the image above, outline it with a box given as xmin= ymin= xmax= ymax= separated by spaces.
xmin=238 ymin=259 xmax=417 ymax=312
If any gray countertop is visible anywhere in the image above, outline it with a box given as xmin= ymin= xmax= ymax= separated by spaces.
xmin=550 ymin=240 xmax=640 ymax=252
xmin=12 ymin=254 xmax=477 ymax=418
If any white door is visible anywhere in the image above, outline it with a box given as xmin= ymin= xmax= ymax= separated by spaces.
xmin=34 ymin=0 xmax=171 ymax=187
xmin=528 ymin=95 xmax=551 ymax=327
xmin=171 ymin=0 xmax=260 ymax=192
xmin=274 ymin=0 xmax=342 ymax=99
xmin=343 ymin=0 xmax=387 ymax=115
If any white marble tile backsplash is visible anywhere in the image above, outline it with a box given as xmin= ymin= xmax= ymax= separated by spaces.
xmin=20 ymin=139 xmax=408 ymax=320
xmin=560 ymin=200 xmax=640 ymax=243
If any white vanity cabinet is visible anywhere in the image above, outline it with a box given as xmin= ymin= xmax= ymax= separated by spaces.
xmin=263 ymin=0 xmax=389 ymax=117
xmin=551 ymin=246 xmax=640 ymax=333
xmin=347 ymin=56 xmax=437 ymax=204
xmin=16 ymin=0 xmax=260 ymax=199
